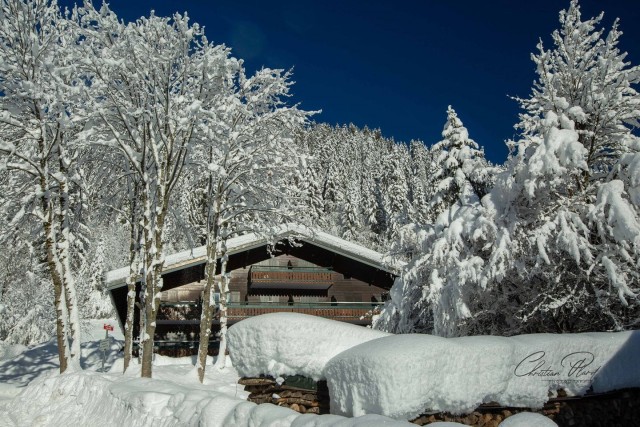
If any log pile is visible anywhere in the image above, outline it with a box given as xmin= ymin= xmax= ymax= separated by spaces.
xmin=239 ymin=376 xmax=330 ymax=415
xmin=240 ymin=378 xmax=639 ymax=425
xmin=410 ymin=388 xmax=640 ymax=427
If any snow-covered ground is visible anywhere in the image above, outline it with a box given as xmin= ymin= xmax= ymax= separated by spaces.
xmin=0 ymin=319 xmax=413 ymax=426
xmin=11 ymin=315 xmax=628 ymax=426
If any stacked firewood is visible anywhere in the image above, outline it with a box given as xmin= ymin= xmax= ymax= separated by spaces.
xmin=239 ymin=376 xmax=330 ymax=414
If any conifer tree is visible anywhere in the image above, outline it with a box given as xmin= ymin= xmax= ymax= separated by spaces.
xmin=428 ymin=106 xmax=491 ymax=221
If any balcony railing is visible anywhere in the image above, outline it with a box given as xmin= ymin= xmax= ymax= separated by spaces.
xmin=157 ymin=301 xmax=382 ymax=323
xmin=225 ymin=301 xmax=380 ymax=321
xmin=250 ymin=265 xmax=333 ymax=283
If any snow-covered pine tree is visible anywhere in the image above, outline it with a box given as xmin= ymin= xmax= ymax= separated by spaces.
xmin=341 ymin=178 xmax=362 ymax=242
xmin=408 ymin=140 xmax=431 ymax=225
xmin=474 ymin=0 xmax=640 ymax=334
xmin=515 ymin=0 xmax=640 ymax=173
xmin=379 ymin=2 xmax=640 ymax=338
xmin=428 ymin=106 xmax=492 ymax=221
xmin=384 ymin=144 xmax=411 ymax=242
xmin=375 ymin=107 xmax=494 ymax=336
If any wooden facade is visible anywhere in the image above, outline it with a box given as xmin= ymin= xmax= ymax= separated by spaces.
xmin=108 ymin=234 xmax=397 ymax=349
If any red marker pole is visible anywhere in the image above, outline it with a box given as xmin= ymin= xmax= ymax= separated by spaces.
xmin=102 ymin=324 xmax=114 ymax=372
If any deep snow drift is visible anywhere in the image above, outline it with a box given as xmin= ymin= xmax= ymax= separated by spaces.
xmin=0 ymin=319 xmax=414 ymax=426
xmin=227 ymin=315 xmax=637 ymax=420
xmin=227 ymin=312 xmax=390 ymax=381
xmin=5 ymin=315 xmax=632 ymax=426
xmin=325 ymin=331 xmax=640 ymax=419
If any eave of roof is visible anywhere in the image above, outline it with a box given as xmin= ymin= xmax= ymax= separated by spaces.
xmin=104 ymin=224 xmax=404 ymax=290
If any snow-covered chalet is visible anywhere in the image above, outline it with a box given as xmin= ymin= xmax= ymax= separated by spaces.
xmin=105 ymin=224 xmax=400 ymax=354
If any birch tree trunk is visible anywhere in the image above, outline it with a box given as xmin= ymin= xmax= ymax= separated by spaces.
xmin=57 ymin=150 xmax=81 ymax=366
xmin=196 ymin=181 xmax=221 ymax=382
xmin=196 ymin=234 xmax=218 ymax=382
xmin=140 ymin=182 xmax=154 ymax=378
xmin=123 ymin=207 xmax=141 ymax=372
xmin=140 ymin=173 xmax=169 ymax=378
xmin=38 ymin=129 xmax=72 ymax=373
xmin=44 ymin=202 xmax=71 ymax=374
xmin=213 ymin=238 xmax=229 ymax=370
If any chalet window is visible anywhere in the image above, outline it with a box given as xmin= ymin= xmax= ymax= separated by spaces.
xmin=259 ymin=295 xmax=269 ymax=303
xmin=297 ymin=295 xmax=320 ymax=303
xmin=230 ymin=291 xmax=241 ymax=303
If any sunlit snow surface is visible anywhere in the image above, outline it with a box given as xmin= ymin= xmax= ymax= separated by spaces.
xmin=0 ymin=320 xmax=410 ymax=426
xmin=7 ymin=315 xmax=633 ymax=426
xmin=227 ymin=313 xmax=390 ymax=381
xmin=499 ymin=412 xmax=558 ymax=427
xmin=228 ymin=315 xmax=633 ymax=424
xmin=326 ymin=332 xmax=640 ymax=419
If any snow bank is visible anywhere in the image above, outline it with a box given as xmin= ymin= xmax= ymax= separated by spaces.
xmin=227 ymin=313 xmax=390 ymax=381
xmin=0 ymin=318 xmax=408 ymax=426
xmin=1 ymin=369 xmax=412 ymax=427
xmin=325 ymin=331 xmax=640 ymax=419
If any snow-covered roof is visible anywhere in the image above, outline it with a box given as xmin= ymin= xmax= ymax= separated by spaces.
xmin=104 ymin=223 xmax=403 ymax=290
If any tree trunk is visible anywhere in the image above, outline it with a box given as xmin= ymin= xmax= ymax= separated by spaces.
xmin=52 ymin=274 xmax=69 ymax=374
xmin=196 ymin=240 xmax=217 ymax=383
xmin=139 ymin=186 xmax=153 ymax=377
xmin=123 ymin=271 xmax=137 ymax=372
xmin=42 ymin=193 xmax=70 ymax=373
xmin=39 ymin=142 xmax=71 ymax=374
xmin=56 ymin=148 xmax=81 ymax=366
xmin=123 ymin=241 xmax=140 ymax=372
xmin=123 ymin=182 xmax=141 ymax=372
xmin=213 ymin=239 xmax=229 ymax=370
xmin=196 ymin=160 xmax=221 ymax=382
xmin=140 ymin=178 xmax=169 ymax=378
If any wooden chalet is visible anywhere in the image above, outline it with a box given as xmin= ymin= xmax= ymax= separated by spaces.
xmin=104 ymin=224 xmax=401 ymax=353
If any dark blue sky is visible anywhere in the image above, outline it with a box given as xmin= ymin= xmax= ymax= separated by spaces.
xmin=65 ymin=1 xmax=640 ymax=163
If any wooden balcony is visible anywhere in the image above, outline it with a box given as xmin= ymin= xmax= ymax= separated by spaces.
xmin=156 ymin=301 xmax=381 ymax=325
xmin=249 ymin=266 xmax=333 ymax=288
xmin=225 ymin=302 xmax=379 ymax=324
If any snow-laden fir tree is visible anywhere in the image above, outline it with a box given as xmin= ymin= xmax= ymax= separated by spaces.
xmin=377 ymin=0 xmax=640 ymax=337
xmin=341 ymin=178 xmax=362 ymax=242
xmin=380 ymin=144 xmax=410 ymax=242
xmin=428 ymin=106 xmax=492 ymax=221
xmin=476 ymin=0 xmax=640 ymax=333
xmin=374 ymin=107 xmax=494 ymax=336
xmin=408 ymin=140 xmax=431 ymax=225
